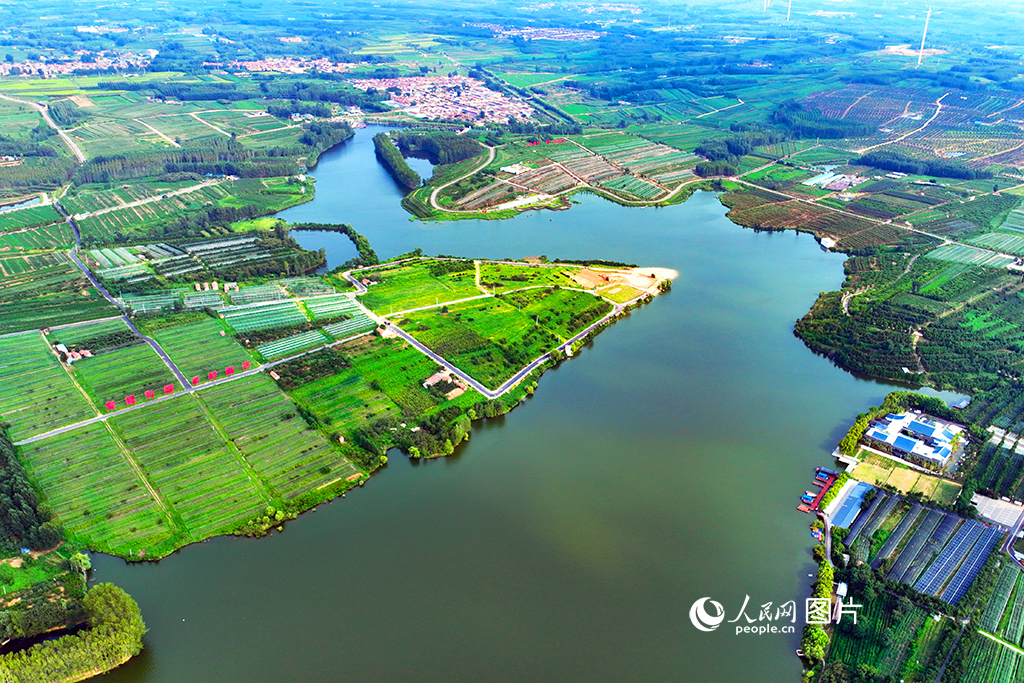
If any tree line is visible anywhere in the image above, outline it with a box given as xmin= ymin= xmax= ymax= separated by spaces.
xmin=0 ymin=429 xmax=63 ymax=555
xmin=373 ymin=133 xmax=420 ymax=190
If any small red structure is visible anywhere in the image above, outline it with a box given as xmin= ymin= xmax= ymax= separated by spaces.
xmin=145 ymin=390 xmax=155 ymax=399
xmin=242 ymin=361 xmax=250 ymax=370
xmin=105 ymin=400 xmax=116 ymax=411
xmin=208 ymin=371 xmax=217 ymax=381
xmin=192 ymin=376 xmax=200 ymax=386
xmin=125 ymin=395 xmax=136 ymax=406
xmin=163 ymin=384 xmax=174 ymax=394
xmin=225 ymin=366 xmax=234 ymax=376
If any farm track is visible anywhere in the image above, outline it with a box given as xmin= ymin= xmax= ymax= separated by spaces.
xmin=0 ymin=93 xmax=86 ymax=163
xmin=101 ymin=420 xmax=179 ymax=533
xmin=72 ymin=179 xmax=226 ymax=219
xmin=191 ymin=393 xmax=274 ymax=502
xmin=856 ymin=92 xmax=949 ymax=154
xmin=134 ymin=118 xmax=180 ymax=147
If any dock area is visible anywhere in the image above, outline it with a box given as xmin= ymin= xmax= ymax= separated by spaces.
xmin=797 ymin=467 xmax=840 ymax=514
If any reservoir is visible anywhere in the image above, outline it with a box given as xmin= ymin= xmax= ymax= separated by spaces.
xmin=95 ymin=127 xmax=945 ymax=682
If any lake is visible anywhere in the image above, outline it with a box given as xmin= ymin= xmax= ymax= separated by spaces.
xmin=94 ymin=126 xmax=954 ymax=683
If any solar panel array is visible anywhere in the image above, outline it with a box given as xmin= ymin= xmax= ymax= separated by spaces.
xmin=914 ymin=520 xmax=985 ymax=595
xmin=940 ymin=526 xmax=1002 ymax=605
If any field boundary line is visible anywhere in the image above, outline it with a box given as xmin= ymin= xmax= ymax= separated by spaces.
xmin=979 ymin=629 xmax=1024 ymax=655
xmin=189 ymin=393 xmax=274 ymax=503
xmin=101 ymin=420 xmax=180 ymax=534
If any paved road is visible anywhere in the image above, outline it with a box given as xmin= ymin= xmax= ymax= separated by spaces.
xmin=72 ymin=179 xmax=223 ymax=220
xmin=59 ymin=205 xmax=196 ymax=391
xmin=0 ymin=94 xmax=86 ymax=163
xmin=429 ymin=145 xmax=496 ymax=212
xmin=857 ymin=92 xmax=949 ymax=154
xmin=1003 ymin=508 xmax=1024 ymax=571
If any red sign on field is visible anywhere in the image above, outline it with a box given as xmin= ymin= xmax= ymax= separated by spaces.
xmin=105 ymin=401 xmax=116 ymax=411
xmin=125 ymin=395 xmax=136 ymax=406
xmin=225 ymin=366 xmax=234 ymax=376
xmin=145 ymin=390 xmax=154 ymax=399
xmin=192 ymin=376 xmax=199 ymax=386
xmin=242 ymin=361 xmax=250 ymax=370
xmin=164 ymin=384 xmax=174 ymax=394
xmin=208 ymin=371 xmax=217 ymax=380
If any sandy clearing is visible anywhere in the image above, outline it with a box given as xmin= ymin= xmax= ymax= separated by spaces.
xmin=881 ymin=44 xmax=947 ymax=57
xmin=571 ymin=266 xmax=678 ymax=296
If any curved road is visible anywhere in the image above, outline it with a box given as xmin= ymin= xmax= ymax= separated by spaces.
xmin=429 ymin=145 xmax=496 ymax=212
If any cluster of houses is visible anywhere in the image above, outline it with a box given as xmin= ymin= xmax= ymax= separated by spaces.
xmin=422 ymin=369 xmax=468 ymax=400
xmin=861 ymin=411 xmax=966 ymax=471
xmin=194 ymin=281 xmax=238 ymax=292
xmin=54 ymin=343 xmax=94 ymax=365
xmin=348 ymin=76 xmax=533 ymax=123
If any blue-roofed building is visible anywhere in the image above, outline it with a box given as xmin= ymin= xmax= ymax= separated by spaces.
xmin=861 ymin=410 xmax=967 ymax=471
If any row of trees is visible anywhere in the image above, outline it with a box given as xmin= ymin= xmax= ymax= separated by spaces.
xmin=392 ymin=132 xmax=483 ymax=166
xmin=372 ymin=133 xmax=420 ymax=190
xmin=0 ymin=429 xmax=62 ymax=554
xmin=857 ymin=149 xmax=993 ymax=180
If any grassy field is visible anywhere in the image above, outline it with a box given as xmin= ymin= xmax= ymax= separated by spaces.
xmin=853 ymin=450 xmax=963 ymax=505
xmin=0 ymin=331 xmax=96 ymax=442
xmin=150 ymin=317 xmax=254 ymax=383
xmin=401 ymin=288 xmax=609 ymax=387
xmin=359 ymin=260 xmax=482 ymax=314
xmin=477 ymin=262 xmax=580 ymax=292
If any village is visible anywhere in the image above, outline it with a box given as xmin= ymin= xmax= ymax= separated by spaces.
xmin=348 ymin=75 xmax=533 ymax=123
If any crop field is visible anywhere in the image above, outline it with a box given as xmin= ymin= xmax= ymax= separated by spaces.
xmin=402 ymin=291 xmax=597 ymax=387
xmin=322 ymin=314 xmax=376 ymax=339
xmin=478 ymin=263 xmax=579 ymax=291
xmin=217 ymin=300 xmax=309 ymax=333
xmin=0 ymin=219 xmax=74 ymax=250
xmin=980 ymin=564 xmax=1021 ymax=634
xmin=970 ymin=232 xmax=1024 ymax=255
xmin=828 ymin=592 xmax=929 ymax=678
xmin=75 ymin=178 xmax=309 ymax=244
xmin=111 ymin=398 xmax=268 ymax=540
xmin=151 ymin=318 xmax=253 ymax=382
xmin=359 ymin=260 xmax=482 ymax=314
xmin=228 ymin=284 xmax=288 ymax=305
xmin=852 ymin=452 xmax=962 ymax=504
xmin=278 ymin=277 xmax=336 ymax=297
xmin=17 ymin=422 xmax=173 ymax=556
xmin=924 ymin=244 xmax=1016 ymax=268
xmin=302 ymin=294 xmax=359 ymax=318
xmin=0 ymin=255 xmax=118 ymax=333
xmin=960 ymin=636 xmax=1022 ymax=683
xmin=256 ymin=330 xmax=330 ymax=360
xmin=68 ymin=342 xmax=178 ymax=408
xmin=0 ymin=331 xmax=95 ymax=442
xmin=198 ymin=375 xmax=361 ymax=500
xmin=60 ymin=179 xmax=206 ymax=215
xmin=0 ymin=204 xmax=63 ymax=231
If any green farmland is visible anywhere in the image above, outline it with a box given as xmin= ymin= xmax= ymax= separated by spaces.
xmin=18 ymin=422 xmax=174 ymax=556
xmin=198 ymin=375 xmax=362 ymax=501
xmin=151 ymin=317 xmax=254 ymax=383
xmin=0 ymin=331 xmax=96 ymax=441
xmin=0 ymin=253 xmax=118 ymax=333
xmin=359 ymin=260 xmax=483 ymax=314
xmin=401 ymin=287 xmax=611 ymax=387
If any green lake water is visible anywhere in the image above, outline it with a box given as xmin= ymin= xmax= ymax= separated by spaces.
xmin=93 ymin=127 xmax=955 ymax=682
